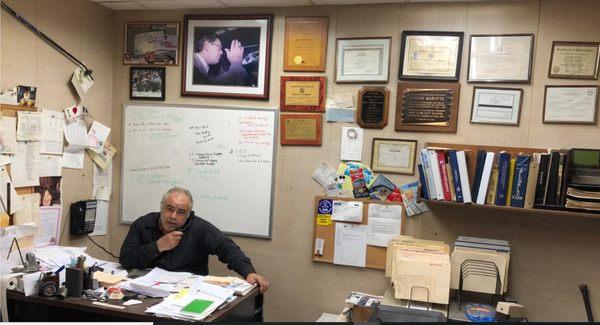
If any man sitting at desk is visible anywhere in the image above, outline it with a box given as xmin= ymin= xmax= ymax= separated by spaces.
xmin=119 ymin=187 xmax=269 ymax=293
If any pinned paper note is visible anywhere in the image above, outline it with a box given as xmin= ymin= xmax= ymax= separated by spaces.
xmin=40 ymin=109 xmax=65 ymax=155
xmin=333 ymin=222 xmax=367 ymax=267
xmin=312 ymin=163 xmax=337 ymax=187
xmin=64 ymin=105 xmax=86 ymax=122
xmin=63 ymin=145 xmax=85 ymax=169
xmin=340 ymin=127 xmax=363 ymax=161
xmin=315 ymin=238 xmax=325 ymax=256
xmin=71 ymin=66 xmax=94 ymax=99
xmin=332 ymin=200 xmax=363 ymax=222
xmin=87 ymin=121 xmax=111 ymax=153
xmin=88 ymin=140 xmax=116 ymax=170
xmin=0 ymin=166 xmax=23 ymax=214
xmin=10 ymin=142 xmax=41 ymax=187
xmin=316 ymin=214 xmax=332 ymax=226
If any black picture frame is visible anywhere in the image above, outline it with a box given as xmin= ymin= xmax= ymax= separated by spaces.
xmin=398 ymin=30 xmax=464 ymax=82
xmin=129 ymin=67 xmax=166 ymax=101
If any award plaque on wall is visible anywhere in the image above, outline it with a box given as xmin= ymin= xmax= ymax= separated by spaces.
xmin=548 ymin=41 xmax=600 ymax=80
xmin=395 ymin=82 xmax=460 ymax=133
xmin=280 ymin=76 xmax=326 ymax=112
xmin=357 ymin=87 xmax=389 ymax=129
xmin=280 ymin=113 xmax=323 ymax=146
xmin=284 ymin=17 xmax=328 ymax=72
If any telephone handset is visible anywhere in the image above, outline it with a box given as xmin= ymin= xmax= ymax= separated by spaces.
xmin=70 ymin=200 xmax=97 ymax=235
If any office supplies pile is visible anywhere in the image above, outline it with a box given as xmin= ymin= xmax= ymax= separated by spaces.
xmin=119 ymin=268 xmax=255 ymax=321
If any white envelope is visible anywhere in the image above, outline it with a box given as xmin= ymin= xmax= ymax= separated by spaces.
xmin=331 ymin=200 xmax=363 ymax=223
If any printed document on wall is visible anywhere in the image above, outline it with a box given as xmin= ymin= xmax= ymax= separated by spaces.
xmin=64 ymin=118 xmax=90 ymax=148
xmin=340 ymin=127 xmax=363 ymax=161
xmin=62 ymin=145 xmax=85 ymax=169
xmin=87 ymin=121 xmax=111 ymax=153
xmin=332 ymin=200 xmax=363 ymax=222
xmin=39 ymin=155 xmax=63 ymax=177
xmin=40 ymin=109 xmax=65 ymax=154
xmin=16 ymin=111 xmax=43 ymax=141
xmin=13 ymin=193 xmax=41 ymax=227
xmin=334 ymin=222 xmax=367 ymax=267
xmin=89 ymin=200 xmax=108 ymax=236
xmin=0 ymin=116 xmax=18 ymax=154
xmin=366 ymin=204 xmax=402 ymax=247
xmin=93 ymin=163 xmax=112 ymax=201
xmin=10 ymin=141 xmax=41 ymax=187
xmin=36 ymin=206 xmax=61 ymax=247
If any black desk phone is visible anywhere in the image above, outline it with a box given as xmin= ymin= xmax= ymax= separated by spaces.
xmin=70 ymin=200 xmax=97 ymax=235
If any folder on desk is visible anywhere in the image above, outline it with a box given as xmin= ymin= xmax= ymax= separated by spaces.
xmin=387 ymin=236 xmax=451 ymax=305
xmin=385 ymin=236 xmax=449 ymax=278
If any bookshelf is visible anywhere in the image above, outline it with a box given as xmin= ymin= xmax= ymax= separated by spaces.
xmin=422 ymin=142 xmax=600 ymax=219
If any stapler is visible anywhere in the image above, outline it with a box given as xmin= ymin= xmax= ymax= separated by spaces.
xmin=495 ymin=301 xmax=526 ymax=321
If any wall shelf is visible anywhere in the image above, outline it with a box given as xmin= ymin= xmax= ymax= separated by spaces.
xmin=422 ymin=199 xmax=600 ymax=219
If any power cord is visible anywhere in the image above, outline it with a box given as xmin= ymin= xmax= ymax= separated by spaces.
xmin=86 ymin=235 xmax=119 ymax=259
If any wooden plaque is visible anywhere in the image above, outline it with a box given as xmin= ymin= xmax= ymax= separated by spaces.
xmin=280 ymin=113 xmax=322 ymax=146
xmin=280 ymin=76 xmax=326 ymax=112
xmin=357 ymin=87 xmax=389 ymax=129
xmin=284 ymin=17 xmax=328 ymax=72
xmin=395 ymin=82 xmax=460 ymax=133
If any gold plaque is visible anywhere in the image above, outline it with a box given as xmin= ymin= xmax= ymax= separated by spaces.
xmin=284 ymin=17 xmax=328 ymax=72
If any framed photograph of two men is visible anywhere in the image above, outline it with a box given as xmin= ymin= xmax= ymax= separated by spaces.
xmin=181 ymin=15 xmax=273 ymax=99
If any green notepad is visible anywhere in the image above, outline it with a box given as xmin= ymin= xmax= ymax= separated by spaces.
xmin=181 ymin=299 xmax=214 ymax=315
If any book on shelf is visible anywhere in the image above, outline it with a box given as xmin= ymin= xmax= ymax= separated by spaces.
xmin=437 ymin=150 xmax=452 ymax=201
xmin=523 ymin=153 xmax=541 ymax=209
xmin=506 ymin=158 xmax=516 ymax=206
xmin=509 ymin=155 xmax=531 ymax=208
xmin=495 ymin=152 xmax=511 ymax=206
xmin=417 ymin=164 xmax=430 ymax=200
xmin=476 ymin=152 xmax=495 ymax=205
xmin=456 ymin=150 xmax=472 ymax=203
xmin=471 ymin=150 xmax=487 ymax=201
xmin=448 ymin=150 xmax=464 ymax=203
xmin=558 ymin=150 xmax=571 ymax=206
xmin=485 ymin=162 xmax=499 ymax=205
xmin=534 ymin=153 xmax=550 ymax=207
xmin=428 ymin=149 xmax=445 ymax=200
xmin=447 ymin=161 xmax=457 ymax=201
xmin=543 ymin=151 xmax=561 ymax=206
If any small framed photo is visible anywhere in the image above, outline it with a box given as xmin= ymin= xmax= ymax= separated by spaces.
xmin=335 ymin=37 xmax=391 ymax=83
xmin=371 ymin=138 xmax=417 ymax=175
xmin=543 ymin=85 xmax=599 ymax=124
xmin=549 ymin=41 xmax=600 ymax=80
xmin=468 ymin=34 xmax=534 ymax=83
xmin=182 ymin=14 xmax=273 ymax=99
xmin=130 ymin=67 xmax=166 ymax=100
xmin=123 ymin=22 xmax=180 ymax=65
xmin=399 ymin=31 xmax=463 ymax=81
xmin=280 ymin=76 xmax=326 ymax=112
xmin=470 ymin=87 xmax=523 ymax=126
xmin=280 ymin=113 xmax=322 ymax=146
xmin=284 ymin=16 xmax=328 ymax=72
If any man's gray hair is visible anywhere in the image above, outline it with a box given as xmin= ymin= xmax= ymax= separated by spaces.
xmin=160 ymin=187 xmax=194 ymax=210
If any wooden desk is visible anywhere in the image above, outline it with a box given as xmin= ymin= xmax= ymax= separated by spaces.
xmin=6 ymin=287 xmax=262 ymax=323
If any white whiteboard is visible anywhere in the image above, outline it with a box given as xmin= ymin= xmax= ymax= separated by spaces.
xmin=121 ymin=104 xmax=277 ymax=238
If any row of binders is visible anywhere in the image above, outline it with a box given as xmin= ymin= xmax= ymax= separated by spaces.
xmin=417 ymin=147 xmax=600 ymax=212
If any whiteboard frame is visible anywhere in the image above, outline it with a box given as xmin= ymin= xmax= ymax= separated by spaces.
xmin=120 ymin=102 xmax=278 ymax=239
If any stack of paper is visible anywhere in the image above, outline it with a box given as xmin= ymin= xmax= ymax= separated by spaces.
xmin=146 ymin=277 xmax=234 ymax=321
xmin=386 ymin=236 xmax=451 ymax=305
xmin=203 ymin=276 xmax=255 ymax=296
xmin=126 ymin=267 xmax=193 ymax=297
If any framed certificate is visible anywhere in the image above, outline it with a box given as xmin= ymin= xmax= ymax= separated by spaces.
xmin=284 ymin=17 xmax=328 ymax=72
xmin=399 ymin=31 xmax=463 ymax=81
xmin=335 ymin=37 xmax=391 ymax=83
xmin=549 ymin=41 xmax=600 ymax=80
xmin=471 ymin=87 xmax=523 ymax=126
xmin=467 ymin=34 xmax=534 ymax=83
xmin=395 ymin=82 xmax=460 ymax=133
xmin=280 ymin=113 xmax=322 ymax=146
xmin=543 ymin=86 xmax=599 ymax=124
xmin=280 ymin=76 xmax=326 ymax=112
xmin=371 ymin=138 xmax=417 ymax=175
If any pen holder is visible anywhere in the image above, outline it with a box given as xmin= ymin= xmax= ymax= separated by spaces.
xmin=65 ymin=267 xmax=84 ymax=297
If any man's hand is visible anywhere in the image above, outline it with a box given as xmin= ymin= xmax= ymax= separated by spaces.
xmin=246 ymin=272 xmax=269 ymax=294
xmin=156 ymin=231 xmax=183 ymax=252
xmin=224 ymin=39 xmax=244 ymax=65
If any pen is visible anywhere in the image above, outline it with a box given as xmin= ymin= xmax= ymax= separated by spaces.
xmin=54 ymin=265 xmax=65 ymax=275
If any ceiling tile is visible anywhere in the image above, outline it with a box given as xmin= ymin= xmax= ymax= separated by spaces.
xmin=138 ymin=0 xmax=226 ymax=9
xmin=312 ymin=0 xmax=406 ymax=5
xmin=221 ymin=0 xmax=313 ymax=7
xmin=99 ymin=1 xmax=148 ymax=10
